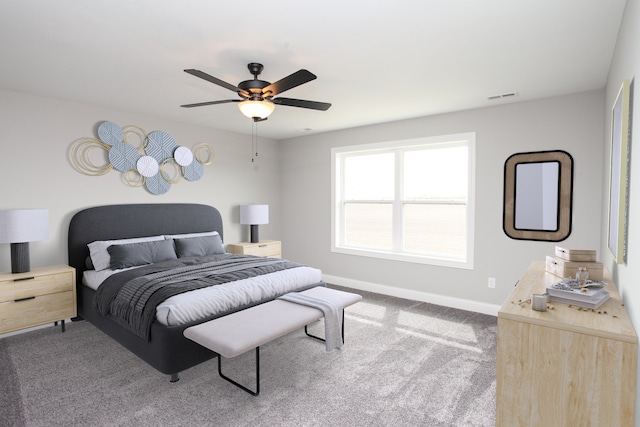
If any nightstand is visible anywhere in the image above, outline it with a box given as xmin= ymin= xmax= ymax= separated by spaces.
xmin=0 ymin=265 xmax=76 ymax=334
xmin=226 ymin=240 xmax=282 ymax=258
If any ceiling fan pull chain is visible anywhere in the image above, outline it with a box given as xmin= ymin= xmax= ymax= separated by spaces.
xmin=251 ymin=121 xmax=259 ymax=163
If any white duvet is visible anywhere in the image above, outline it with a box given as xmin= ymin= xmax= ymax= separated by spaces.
xmin=83 ymin=265 xmax=323 ymax=326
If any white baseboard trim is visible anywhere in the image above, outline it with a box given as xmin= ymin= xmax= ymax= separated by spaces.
xmin=323 ymin=274 xmax=500 ymax=317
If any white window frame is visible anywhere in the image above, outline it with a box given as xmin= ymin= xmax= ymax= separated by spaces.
xmin=331 ymin=133 xmax=475 ymax=269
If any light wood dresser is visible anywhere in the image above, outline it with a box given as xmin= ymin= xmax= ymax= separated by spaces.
xmin=0 ymin=265 xmax=76 ymax=334
xmin=226 ymin=240 xmax=281 ymax=258
xmin=497 ymin=260 xmax=637 ymax=426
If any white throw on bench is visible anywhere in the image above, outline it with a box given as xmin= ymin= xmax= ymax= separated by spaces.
xmin=183 ymin=286 xmax=362 ymax=395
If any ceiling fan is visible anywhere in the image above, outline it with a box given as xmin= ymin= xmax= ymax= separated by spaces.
xmin=181 ymin=63 xmax=331 ymax=122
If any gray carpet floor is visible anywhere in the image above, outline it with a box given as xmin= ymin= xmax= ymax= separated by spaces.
xmin=0 ymin=286 xmax=497 ymax=427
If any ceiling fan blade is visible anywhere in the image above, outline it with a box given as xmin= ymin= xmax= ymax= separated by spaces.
xmin=262 ymin=69 xmax=317 ymax=97
xmin=180 ymin=99 xmax=240 ymax=108
xmin=184 ymin=69 xmax=249 ymax=96
xmin=273 ymin=97 xmax=331 ymax=111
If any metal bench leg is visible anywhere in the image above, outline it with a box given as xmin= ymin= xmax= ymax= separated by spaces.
xmin=217 ymin=347 xmax=260 ymax=396
xmin=304 ymin=310 xmax=345 ymax=343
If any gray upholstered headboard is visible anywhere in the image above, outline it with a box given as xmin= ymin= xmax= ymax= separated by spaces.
xmin=68 ymin=204 xmax=223 ymax=287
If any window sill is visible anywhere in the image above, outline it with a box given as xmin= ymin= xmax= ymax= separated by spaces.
xmin=331 ymin=246 xmax=474 ymax=269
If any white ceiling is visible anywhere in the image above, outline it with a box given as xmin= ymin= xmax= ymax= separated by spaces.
xmin=0 ymin=1 xmax=627 ymax=140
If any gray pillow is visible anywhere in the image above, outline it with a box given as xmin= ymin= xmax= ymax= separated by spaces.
xmin=174 ymin=235 xmax=225 ymax=258
xmin=108 ymin=239 xmax=177 ymax=269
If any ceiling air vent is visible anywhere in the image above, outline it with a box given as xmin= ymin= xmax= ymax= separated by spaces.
xmin=488 ymin=91 xmax=518 ymax=100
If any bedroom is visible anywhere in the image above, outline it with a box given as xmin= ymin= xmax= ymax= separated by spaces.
xmin=1 ymin=0 xmax=639 ymax=425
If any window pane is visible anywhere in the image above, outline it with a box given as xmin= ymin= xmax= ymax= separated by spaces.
xmin=403 ymin=204 xmax=467 ymax=258
xmin=404 ymin=146 xmax=468 ymax=200
xmin=344 ymin=153 xmax=394 ymax=200
xmin=344 ymin=203 xmax=392 ymax=250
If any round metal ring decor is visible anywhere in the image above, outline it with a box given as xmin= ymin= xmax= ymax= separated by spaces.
xmin=70 ymin=121 xmax=214 ymax=195
xmin=70 ymin=137 xmax=113 ymax=176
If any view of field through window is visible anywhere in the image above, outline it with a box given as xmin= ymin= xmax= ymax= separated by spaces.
xmin=334 ymin=134 xmax=473 ymax=266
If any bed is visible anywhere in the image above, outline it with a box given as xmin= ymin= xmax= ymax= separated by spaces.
xmin=68 ymin=203 xmax=325 ymax=382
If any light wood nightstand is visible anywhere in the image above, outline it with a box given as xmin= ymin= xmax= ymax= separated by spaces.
xmin=226 ymin=240 xmax=281 ymax=258
xmin=0 ymin=265 xmax=76 ymax=334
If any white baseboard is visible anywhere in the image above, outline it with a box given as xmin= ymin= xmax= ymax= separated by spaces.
xmin=322 ymin=274 xmax=500 ymax=317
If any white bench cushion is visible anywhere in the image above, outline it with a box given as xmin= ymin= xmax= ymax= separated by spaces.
xmin=183 ymin=287 xmax=361 ymax=358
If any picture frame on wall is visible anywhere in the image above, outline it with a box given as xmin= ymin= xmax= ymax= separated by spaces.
xmin=608 ymin=79 xmax=632 ymax=264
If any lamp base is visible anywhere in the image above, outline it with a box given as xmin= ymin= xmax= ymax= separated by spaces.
xmin=250 ymin=225 xmax=260 ymax=243
xmin=10 ymin=242 xmax=30 ymax=274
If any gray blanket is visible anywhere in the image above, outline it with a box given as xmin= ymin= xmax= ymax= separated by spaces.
xmin=278 ymin=292 xmax=343 ymax=352
xmin=94 ymin=254 xmax=302 ymax=340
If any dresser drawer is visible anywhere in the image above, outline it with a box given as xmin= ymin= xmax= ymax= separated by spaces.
xmin=0 ymin=290 xmax=76 ymax=334
xmin=0 ymin=271 xmax=74 ymax=303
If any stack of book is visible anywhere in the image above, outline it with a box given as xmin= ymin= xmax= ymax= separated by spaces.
xmin=547 ymin=279 xmax=610 ymax=309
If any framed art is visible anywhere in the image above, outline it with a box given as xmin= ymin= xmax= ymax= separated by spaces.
xmin=608 ymin=79 xmax=632 ymax=264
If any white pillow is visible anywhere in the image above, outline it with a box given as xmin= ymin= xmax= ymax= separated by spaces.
xmin=164 ymin=231 xmax=219 ymax=240
xmin=88 ymin=235 xmax=164 ymax=271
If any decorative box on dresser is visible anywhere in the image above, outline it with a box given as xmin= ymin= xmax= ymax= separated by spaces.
xmin=496 ymin=260 xmax=638 ymax=426
xmin=0 ymin=265 xmax=76 ymax=334
xmin=226 ymin=240 xmax=281 ymax=258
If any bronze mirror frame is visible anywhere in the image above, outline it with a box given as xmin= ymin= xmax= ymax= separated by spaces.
xmin=503 ymin=150 xmax=573 ymax=241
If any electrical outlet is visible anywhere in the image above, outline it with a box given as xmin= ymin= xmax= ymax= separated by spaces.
xmin=488 ymin=277 xmax=496 ymax=288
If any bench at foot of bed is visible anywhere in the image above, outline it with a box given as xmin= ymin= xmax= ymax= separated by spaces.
xmin=183 ymin=286 xmax=361 ymax=395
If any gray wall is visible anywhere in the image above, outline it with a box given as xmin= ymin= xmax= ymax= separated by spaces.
xmin=0 ymin=88 xmax=283 ymax=272
xmin=280 ymin=90 xmax=604 ymax=312
xmin=602 ymin=0 xmax=640 ymax=423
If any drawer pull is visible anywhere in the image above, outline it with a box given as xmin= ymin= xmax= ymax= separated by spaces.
xmin=13 ymin=276 xmax=35 ymax=282
xmin=15 ymin=296 xmax=36 ymax=302
xmin=259 ymin=245 xmax=267 ymax=247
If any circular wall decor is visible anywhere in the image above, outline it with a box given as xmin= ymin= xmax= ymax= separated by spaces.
xmin=109 ymin=141 xmax=141 ymax=172
xmin=70 ymin=137 xmax=113 ymax=176
xmin=159 ymin=158 xmax=183 ymax=184
xmin=136 ymin=155 xmax=159 ymax=178
xmin=124 ymin=169 xmax=145 ymax=187
xmin=145 ymin=173 xmax=171 ymax=195
xmin=193 ymin=143 xmax=215 ymax=165
xmin=183 ymin=159 xmax=204 ymax=181
xmin=97 ymin=121 xmax=124 ymax=146
xmin=146 ymin=130 xmax=179 ymax=162
xmin=76 ymin=121 xmax=215 ymax=195
xmin=174 ymin=146 xmax=194 ymax=166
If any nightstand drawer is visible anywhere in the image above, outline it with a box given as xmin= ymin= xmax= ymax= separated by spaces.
xmin=0 ymin=271 xmax=74 ymax=303
xmin=0 ymin=290 xmax=76 ymax=334
xmin=250 ymin=242 xmax=281 ymax=257
xmin=227 ymin=240 xmax=281 ymax=258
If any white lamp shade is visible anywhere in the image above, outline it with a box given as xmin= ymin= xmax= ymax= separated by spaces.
xmin=240 ymin=205 xmax=269 ymax=225
xmin=238 ymin=100 xmax=275 ymax=120
xmin=0 ymin=209 xmax=49 ymax=243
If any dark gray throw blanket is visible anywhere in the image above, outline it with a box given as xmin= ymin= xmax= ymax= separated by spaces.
xmin=94 ymin=254 xmax=302 ymax=340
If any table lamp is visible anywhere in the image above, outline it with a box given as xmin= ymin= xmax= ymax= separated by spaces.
xmin=240 ymin=205 xmax=268 ymax=243
xmin=0 ymin=209 xmax=49 ymax=273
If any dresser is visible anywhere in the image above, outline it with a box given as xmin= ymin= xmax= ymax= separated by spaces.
xmin=496 ymin=261 xmax=637 ymax=426
xmin=226 ymin=240 xmax=281 ymax=258
xmin=0 ymin=265 xmax=76 ymax=334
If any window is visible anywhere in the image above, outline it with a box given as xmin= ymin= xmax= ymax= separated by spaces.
xmin=332 ymin=133 xmax=475 ymax=269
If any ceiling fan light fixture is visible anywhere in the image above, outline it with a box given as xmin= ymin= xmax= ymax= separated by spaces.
xmin=238 ymin=99 xmax=275 ymax=120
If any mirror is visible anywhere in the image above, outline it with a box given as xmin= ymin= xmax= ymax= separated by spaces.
xmin=503 ymin=150 xmax=573 ymax=241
